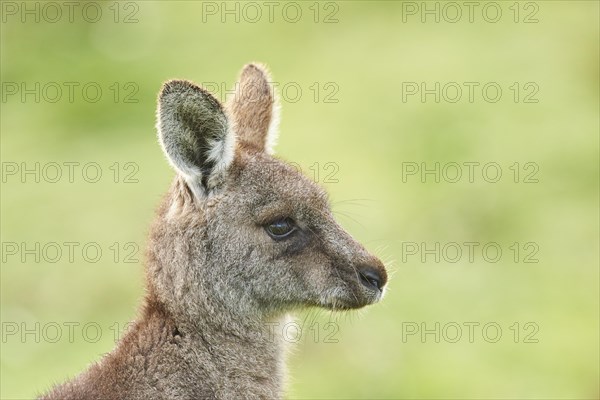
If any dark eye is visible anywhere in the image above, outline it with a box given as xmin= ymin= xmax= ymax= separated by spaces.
xmin=265 ymin=218 xmax=296 ymax=239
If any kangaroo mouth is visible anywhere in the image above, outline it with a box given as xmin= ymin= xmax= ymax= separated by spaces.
xmin=319 ymin=283 xmax=383 ymax=310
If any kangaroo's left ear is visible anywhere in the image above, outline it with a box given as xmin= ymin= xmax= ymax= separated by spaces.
xmin=157 ymin=80 xmax=235 ymax=198
xmin=226 ymin=63 xmax=280 ymax=154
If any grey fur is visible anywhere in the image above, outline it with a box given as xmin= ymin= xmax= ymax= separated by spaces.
xmin=40 ymin=63 xmax=387 ymax=400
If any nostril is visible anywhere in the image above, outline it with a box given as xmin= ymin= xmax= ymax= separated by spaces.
xmin=358 ymin=266 xmax=383 ymax=291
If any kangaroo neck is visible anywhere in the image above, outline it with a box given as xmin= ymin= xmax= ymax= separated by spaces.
xmin=129 ymin=293 xmax=288 ymax=398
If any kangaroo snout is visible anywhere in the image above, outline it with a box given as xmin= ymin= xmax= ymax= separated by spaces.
xmin=358 ymin=262 xmax=387 ymax=293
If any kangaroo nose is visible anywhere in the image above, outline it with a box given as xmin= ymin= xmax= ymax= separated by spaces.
xmin=358 ymin=265 xmax=386 ymax=291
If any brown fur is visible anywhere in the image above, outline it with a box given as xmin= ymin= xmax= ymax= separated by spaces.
xmin=40 ymin=63 xmax=387 ymax=400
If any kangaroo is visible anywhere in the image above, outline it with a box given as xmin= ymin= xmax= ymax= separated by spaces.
xmin=40 ymin=63 xmax=388 ymax=400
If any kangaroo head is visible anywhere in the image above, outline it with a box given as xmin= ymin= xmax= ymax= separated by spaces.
xmin=147 ymin=64 xmax=387 ymax=324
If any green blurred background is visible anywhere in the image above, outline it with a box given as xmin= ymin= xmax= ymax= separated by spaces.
xmin=1 ymin=1 xmax=598 ymax=399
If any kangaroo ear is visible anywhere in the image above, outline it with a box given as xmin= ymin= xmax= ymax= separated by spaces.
xmin=226 ymin=63 xmax=280 ymax=154
xmin=157 ymin=80 xmax=235 ymax=197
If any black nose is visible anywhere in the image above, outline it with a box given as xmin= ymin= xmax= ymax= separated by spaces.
xmin=358 ymin=266 xmax=385 ymax=291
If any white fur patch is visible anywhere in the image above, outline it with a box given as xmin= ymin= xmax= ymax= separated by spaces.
xmin=207 ymin=122 xmax=236 ymax=176
xmin=264 ymin=89 xmax=281 ymax=155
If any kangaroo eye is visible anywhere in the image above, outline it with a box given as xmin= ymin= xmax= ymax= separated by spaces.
xmin=265 ymin=218 xmax=296 ymax=239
